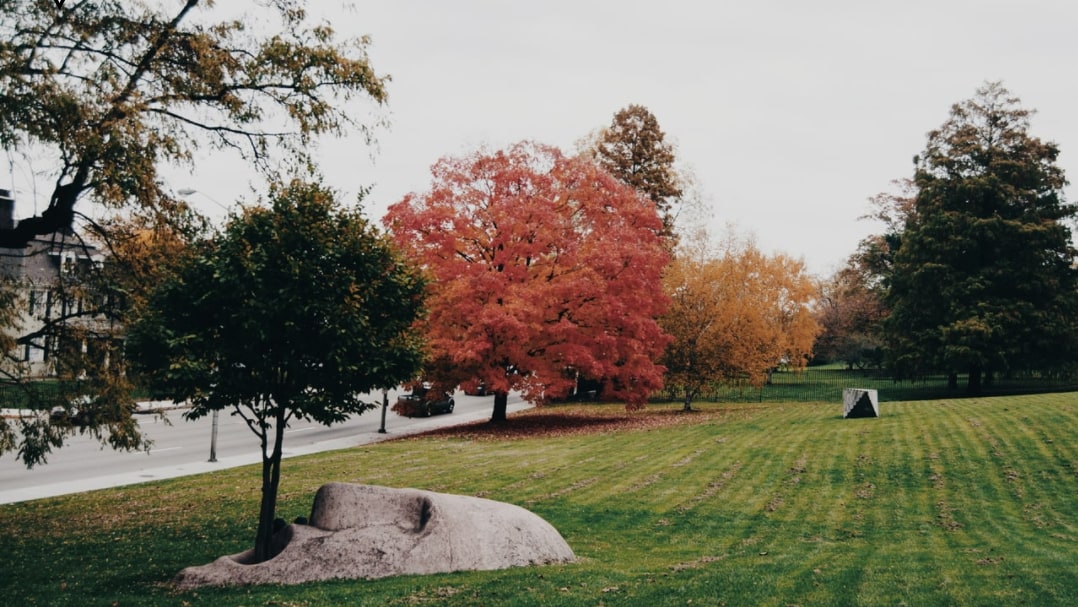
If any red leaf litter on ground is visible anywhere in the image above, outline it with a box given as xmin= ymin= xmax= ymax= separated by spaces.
xmin=397 ymin=405 xmax=730 ymax=441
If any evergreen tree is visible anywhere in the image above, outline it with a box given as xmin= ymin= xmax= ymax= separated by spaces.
xmin=884 ymin=82 xmax=1078 ymax=392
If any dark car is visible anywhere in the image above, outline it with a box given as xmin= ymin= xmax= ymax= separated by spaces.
xmin=49 ymin=395 xmax=92 ymax=426
xmin=395 ymin=387 xmax=455 ymax=417
xmin=462 ymin=380 xmax=488 ymax=396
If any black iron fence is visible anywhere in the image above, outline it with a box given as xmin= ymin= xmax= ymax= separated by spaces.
xmin=668 ymin=365 xmax=1078 ymax=404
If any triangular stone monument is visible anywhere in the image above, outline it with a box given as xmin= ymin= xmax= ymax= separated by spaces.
xmin=843 ymin=388 xmax=879 ymax=418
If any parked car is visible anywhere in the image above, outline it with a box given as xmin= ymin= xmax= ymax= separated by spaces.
xmin=462 ymin=380 xmax=488 ymax=396
xmin=49 ymin=394 xmax=92 ymax=426
xmin=394 ymin=386 xmax=454 ymax=417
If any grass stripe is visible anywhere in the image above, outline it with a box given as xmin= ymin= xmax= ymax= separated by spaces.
xmin=2 ymin=393 xmax=1077 ymax=606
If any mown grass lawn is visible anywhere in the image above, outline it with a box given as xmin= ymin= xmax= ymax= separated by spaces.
xmin=2 ymin=393 xmax=1076 ymax=606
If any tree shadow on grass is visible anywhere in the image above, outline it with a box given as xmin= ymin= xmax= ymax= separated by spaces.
xmin=398 ymin=406 xmax=733 ymax=441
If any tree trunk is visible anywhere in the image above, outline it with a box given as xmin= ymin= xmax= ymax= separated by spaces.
xmin=253 ymin=407 xmax=287 ymax=563
xmin=947 ymin=372 xmax=958 ymax=390
xmin=0 ymin=166 xmax=87 ymax=248
xmin=491 ymin=390 xmax=508 ymax=423
xmin=682 ymin=388 xmax=694 ymax=412
xmin=967 ymin=367 xmax=983 ymax=395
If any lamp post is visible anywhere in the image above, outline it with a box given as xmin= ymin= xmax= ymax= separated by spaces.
xmin=177 ymin=187 xmax=232 ymax=222
xmin=208 ymin=409 xmax=219 ymax=462
xmin=177 ymin=187 xmax=223 ymax=462
xmin=378 ymin=388 xmax=389 ymax=434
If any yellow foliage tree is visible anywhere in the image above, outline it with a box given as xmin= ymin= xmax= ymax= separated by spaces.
xmin=661 ymin=235 xmax=819 ymax=410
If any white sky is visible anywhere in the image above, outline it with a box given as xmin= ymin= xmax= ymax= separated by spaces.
xmin=141 ymin=1 xmax=1078 ymax=275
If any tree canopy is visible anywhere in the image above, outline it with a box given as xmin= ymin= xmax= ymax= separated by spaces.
xmin=129 ymin=179 xmax=426 ymax=563
xmin=384 ymin=141 xmax=671 ymax=422
xmin=661 ymin=234 xmax=819 ymax=410
xmin=814 ymin=258 xmax=886 ymax=370
xmin=884 ymin=82 xmax=1078 ymax=391
xmin=0 ymin=0 xmax=387 ymax=248
xmin=592 ymin=104 xmax=683 ymax=242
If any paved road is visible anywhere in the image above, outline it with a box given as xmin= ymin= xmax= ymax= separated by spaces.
xmin=0 ymin=390 xmax=529 ymax=505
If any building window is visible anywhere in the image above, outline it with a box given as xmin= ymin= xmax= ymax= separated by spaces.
xmin=28 ymin=289 xmax=47 ymax=318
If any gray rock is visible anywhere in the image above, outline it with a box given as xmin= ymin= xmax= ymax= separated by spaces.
xmin=174 ymin=483 xmax=575 ymax=588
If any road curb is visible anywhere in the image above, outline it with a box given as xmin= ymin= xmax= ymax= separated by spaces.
xmin=1 ymin=400 xmax=188 ymax=419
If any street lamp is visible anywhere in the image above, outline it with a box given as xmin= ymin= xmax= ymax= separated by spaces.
xmin=177 ymin=187 xmax=223 ymax=462
xmin=378 ymin=388 xmax=389 ymax=434
xmin=208 ymin=409 xmax=219 ymax=462
xmin=177 ymin=187 xmax=232 ymax=221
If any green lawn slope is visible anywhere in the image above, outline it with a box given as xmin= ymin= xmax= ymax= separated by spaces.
xmin=2 ymin=392 xmax=1076 ymax=606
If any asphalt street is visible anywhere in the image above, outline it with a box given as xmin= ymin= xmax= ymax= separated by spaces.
xmin=0 ymin=390 xmax=529 ymax=505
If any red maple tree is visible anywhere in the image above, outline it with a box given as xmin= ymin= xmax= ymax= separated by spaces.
xmin=384 ymin=141 xmax=671 ymax=422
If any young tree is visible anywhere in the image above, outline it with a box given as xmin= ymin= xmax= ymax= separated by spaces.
xmin=884 ymin=82 xmax=1078 ymax=392
xmin=129 ymin=180 xmax=425 ymax=563
xmin=661 ymin=235 xmax=819 ymax=410
xmin=591 ymin=105 xmax=683 ymax=242
xmin=384 ymin=141 xmax=671 ymax=422
xmin=0 ymin=0 xmax=387 ymax=463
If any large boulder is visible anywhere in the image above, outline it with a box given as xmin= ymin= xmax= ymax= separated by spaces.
xmin=174 ymin=483 xmax=575 ymax=588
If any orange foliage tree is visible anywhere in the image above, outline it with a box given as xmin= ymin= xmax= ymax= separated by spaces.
xmin=661 ymin=236 xmax=819 ymax=410
xmin=384 ymin=141 xmax=671 ymax=422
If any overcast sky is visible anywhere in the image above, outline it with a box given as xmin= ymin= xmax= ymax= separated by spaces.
xmin=178 ymin=1 xmax=1078 ymax=275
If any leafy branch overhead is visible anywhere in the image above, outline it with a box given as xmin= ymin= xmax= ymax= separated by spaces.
xmin=0 ymin=0 xmax=388 ymax=247
xmin=0 ymin=1 xmax=389 ymax=468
